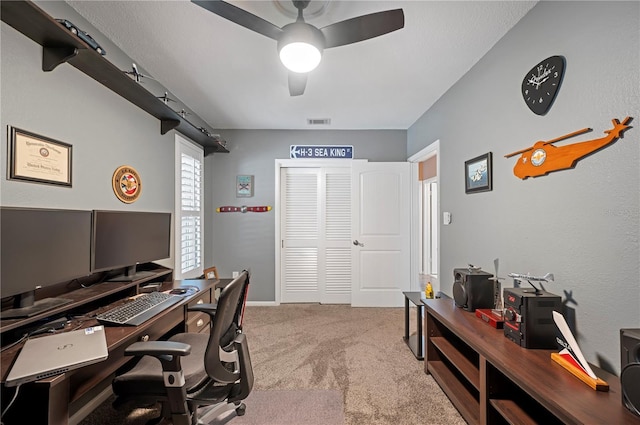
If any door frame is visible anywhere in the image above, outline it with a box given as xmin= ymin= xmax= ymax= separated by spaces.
xmin=408 ymin=140 xmax=440 ymax=292
xmin=274 ymin=159 xmax=353 ymax=304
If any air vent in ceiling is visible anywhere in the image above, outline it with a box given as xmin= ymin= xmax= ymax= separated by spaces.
xmin=307 ymin=118 xmax=331 ymax=125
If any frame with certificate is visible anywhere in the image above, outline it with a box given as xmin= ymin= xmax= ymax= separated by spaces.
xmin=7 ymin=127 xmax=72 ymax=187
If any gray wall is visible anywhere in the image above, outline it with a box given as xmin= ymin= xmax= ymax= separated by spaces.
xmin=206 ymin=130 xmax=407 ymax=302
xmin=3 ymin=0 xmax=637 ymax=375
xmin=1 ymin=2 xmax=176 ymax=264
xmin=408 ymin=1 xmax=639 ymax=374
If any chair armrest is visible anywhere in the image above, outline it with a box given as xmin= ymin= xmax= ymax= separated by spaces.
xmin=125 ymin=341 xmax=191 ymax=357
xmin=187 ymin=302 xmax=218 ymax=316
xmin=124 ymin=341 xmax=192 ymax=372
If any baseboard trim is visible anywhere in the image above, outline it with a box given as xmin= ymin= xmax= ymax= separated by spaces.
xmin=246 ymin=301 xmax=279 ymax=306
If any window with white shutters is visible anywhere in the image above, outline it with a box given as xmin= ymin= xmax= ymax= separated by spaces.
xmin=175 ymin=136 xmax=203 ymax=279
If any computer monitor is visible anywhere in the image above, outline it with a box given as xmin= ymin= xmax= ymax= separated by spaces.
xmin=91 ymin=210 xmax=171 ymax=281
xmin=0 ymin=207 xmax=92 ymax=318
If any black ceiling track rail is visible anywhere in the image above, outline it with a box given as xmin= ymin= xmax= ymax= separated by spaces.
xmin=1 ymin=0 xmax=227 ymax=156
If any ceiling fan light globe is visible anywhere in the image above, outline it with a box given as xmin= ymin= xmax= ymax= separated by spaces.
xmin=278 ymin=22 xmax=325 ymax=73
xmin=279 ymin=42 xmax=321 ymax=73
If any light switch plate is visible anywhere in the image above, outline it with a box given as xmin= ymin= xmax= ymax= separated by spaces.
xmin=443 ymin=212 xmax=452 ymax=225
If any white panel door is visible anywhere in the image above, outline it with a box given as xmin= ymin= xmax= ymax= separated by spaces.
xmin=280 ymin=167 xmax=351 ymax=304
xmin=351 ymin=161 xmax=411 ymax=307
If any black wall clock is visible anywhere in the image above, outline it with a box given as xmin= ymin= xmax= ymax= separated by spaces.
xmin=521 ymin=55 xmax=565 ymax=115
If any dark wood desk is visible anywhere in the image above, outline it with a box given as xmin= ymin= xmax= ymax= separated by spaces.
xmin=423 ymin=298 xmax=640 ymax=425
xmin=0 ymin=274 xmax=225 ymax=425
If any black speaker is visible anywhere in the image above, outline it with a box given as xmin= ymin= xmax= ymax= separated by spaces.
xmin=620 ymin=328 xmax=640 ymax=417
xmin=452 ymin=268 xmax=494 ymax=312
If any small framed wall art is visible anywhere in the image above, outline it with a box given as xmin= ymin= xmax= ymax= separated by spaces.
xmin=465 ymin=152 xmax=492 ymax=194
xmin=7 ymin=126 xmax=72 ymax=187
xmin=236 ymin=175 xmax=254 ymax=198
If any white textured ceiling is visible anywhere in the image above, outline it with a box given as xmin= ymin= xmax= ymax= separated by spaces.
xmin=66 ymin=0 xmax=537 ymax=130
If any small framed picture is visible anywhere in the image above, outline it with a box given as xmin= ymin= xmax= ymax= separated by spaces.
xmin=7 ymin=126 xmax=72 ymax=187
xmin=236 ymin=175 xmax=254 ymax=198
xmin=465 ymin=152 xmax=492 ymax=194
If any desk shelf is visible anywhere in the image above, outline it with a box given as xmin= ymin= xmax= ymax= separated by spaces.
xmin=0 ymin=267 xmax=172 ymax=334
xmin=0 ymin=0 xmax=227 ymax=156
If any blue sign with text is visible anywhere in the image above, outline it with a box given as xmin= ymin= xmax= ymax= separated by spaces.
xmin=290 ymin=145 xmax=354 ymax=159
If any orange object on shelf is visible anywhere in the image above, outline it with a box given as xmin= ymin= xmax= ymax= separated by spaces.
xmin=551 ymin=352 xmax=609 ymax=391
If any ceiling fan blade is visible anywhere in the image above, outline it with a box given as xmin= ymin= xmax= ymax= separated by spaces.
xmin=288 ymin=72 xmax=307 ymax=96
xmin=320 ymin=9 xmax=404 ymax=49
xmin=191 ymin=0 xmax=283 ymax=41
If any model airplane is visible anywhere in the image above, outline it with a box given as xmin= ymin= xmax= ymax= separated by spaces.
xmin=508 ymin=272 xmax=554 ymax=282
xmin=157 ymin=92 xmax=175 ymax=104
xmin=177 ymin=109 xmax=191 ymax=119
xmin=505 ymin=117 xmax=632 ymax=179
xmin=509 ymin=272 xmax=554 ymax=294
xmin=489 ymin=258 xmax=505 ymax=313
xmin=124 ymin=63 xmax=155 ymax=83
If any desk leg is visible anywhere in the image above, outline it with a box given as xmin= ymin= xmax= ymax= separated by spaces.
xmin=404 ymin=297 xmax=410 ymax=341
xmin=35 ymin=375 xmax=69 ymax=424
xmin=416 ymin=305 xmax=423 ymax=358
xmin=3 ymin=374 xmax=69 ymax=424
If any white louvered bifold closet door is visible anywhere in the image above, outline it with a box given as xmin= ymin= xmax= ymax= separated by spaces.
xmin=322 ymin=170 xmax=351 ymax=303
xmin=281 ymin=167 xmax=351 ymax=304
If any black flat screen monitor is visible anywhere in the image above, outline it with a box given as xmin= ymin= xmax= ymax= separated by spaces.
xmin=1 ymin=207 xmax=92 ymax=318
xmin=91 ymin=210 xmax=171 ymax=281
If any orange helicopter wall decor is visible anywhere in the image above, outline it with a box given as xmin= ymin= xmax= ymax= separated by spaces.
xmin=505 ymin=116 xmax=633 ymax=179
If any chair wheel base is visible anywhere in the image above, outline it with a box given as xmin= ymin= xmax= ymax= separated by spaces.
xmin=235 ymin=403 xmax=246 ymax=416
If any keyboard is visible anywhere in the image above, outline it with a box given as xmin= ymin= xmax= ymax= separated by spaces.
xmin=96 ymin=292 xmax=183 ymax=326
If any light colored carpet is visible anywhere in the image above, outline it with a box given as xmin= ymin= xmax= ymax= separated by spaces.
xmin=79 ymin=304 xmax=465 ymax=425
xmin=241 ymin=304 xmax=465 ymax=425
xmin=212 ymin=389 xmax=344 ymax=425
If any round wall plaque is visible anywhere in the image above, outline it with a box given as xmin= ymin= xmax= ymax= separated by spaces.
xmin=112 ymin=165 xmax=142 ymax=203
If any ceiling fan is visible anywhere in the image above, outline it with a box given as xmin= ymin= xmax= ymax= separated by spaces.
xmin=191 ymin=0 xmax=404 ymax=96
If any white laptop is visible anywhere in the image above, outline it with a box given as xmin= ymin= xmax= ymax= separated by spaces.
xmin=5 ymin=325 xmax=108 ymax=387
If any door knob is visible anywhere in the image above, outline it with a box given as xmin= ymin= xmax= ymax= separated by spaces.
xmin=353 ymin=240 xmax=364 ymax=247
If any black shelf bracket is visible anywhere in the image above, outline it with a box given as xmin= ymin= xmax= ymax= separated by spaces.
xmin=161 ymin=119 xmax=180 ymax=135
xmin=43 ymin=46 xmax=78 ymax=71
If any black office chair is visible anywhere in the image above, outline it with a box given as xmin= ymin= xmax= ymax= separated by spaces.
xmin=111 ymin=270 xmax=253 ymax=425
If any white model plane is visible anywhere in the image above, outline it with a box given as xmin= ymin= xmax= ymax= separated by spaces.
xmin=124 ymin=63 xmax=155 ymax=83
xmin=508 ymin=272 xmax=554 ymax=282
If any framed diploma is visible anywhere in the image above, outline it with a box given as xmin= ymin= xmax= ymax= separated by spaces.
xmin=7 ymin=127 xmax=72 ymax=187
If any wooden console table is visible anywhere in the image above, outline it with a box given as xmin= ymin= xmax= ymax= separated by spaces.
xmin=0 ymin=271 xmax=224 ymax=425
xmin=423 ymin=298 xmax=639 ymax=425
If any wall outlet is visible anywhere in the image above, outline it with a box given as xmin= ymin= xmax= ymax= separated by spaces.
xmin=232 ymin=271 xmax=239 ymax=278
